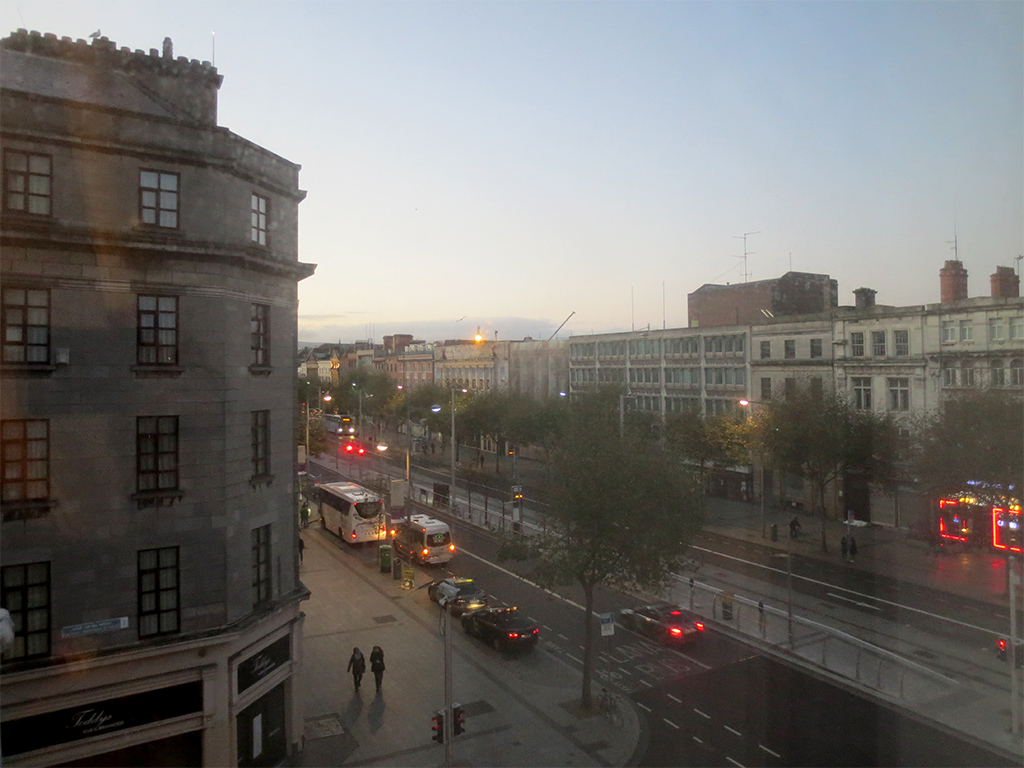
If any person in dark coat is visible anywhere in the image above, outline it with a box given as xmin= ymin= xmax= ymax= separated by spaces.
xmin=848 ymin=536 xmax=858 ymax=563
xmin=347 ymin=647 xmax=366 ymax=690
xmin=370 ymin=645 xmax=386 ymax=691
xmin=840 ymin=535 xmax=849 ymax=562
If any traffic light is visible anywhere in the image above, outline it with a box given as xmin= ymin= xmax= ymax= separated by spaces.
xmin=998 ymin=638 xmax=1008 ymax=661
xmin=453 ymin=704 xmax=465 ymax=736
xmin=432 ymin=710 xmax=444 ymax=743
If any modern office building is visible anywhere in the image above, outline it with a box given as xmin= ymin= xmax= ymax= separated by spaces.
xmin=1 ymin=30 xmax=313 ymax=766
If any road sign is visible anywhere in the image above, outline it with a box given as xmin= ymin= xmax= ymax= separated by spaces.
xmin=600 ymin=612 xmax=615 ymax=637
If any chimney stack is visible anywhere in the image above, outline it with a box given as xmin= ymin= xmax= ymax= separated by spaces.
xmin=853 ymin=287 xmax=877 ymax=309
xmin=162 ymin=37 xmax=173 ymax=59
xmin=940 ymin=260 xmax=968 ymax=303
xmin=991 ymin=266 xmax=1020 ymax=299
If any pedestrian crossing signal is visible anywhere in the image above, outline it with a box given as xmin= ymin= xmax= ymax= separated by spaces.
xmin=432 ymin=710 xmax=444 ymax=743
xmin=453 ymin=704 xmax=465 ymax=736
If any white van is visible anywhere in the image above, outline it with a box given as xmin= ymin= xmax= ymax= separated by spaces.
xmin=392 ymin=514 xmax=454 ymax=565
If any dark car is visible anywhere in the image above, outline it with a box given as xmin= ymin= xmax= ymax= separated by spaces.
xmin=461 ymin=607 xmax=540 ymax=653
xmin=426 ymin=577 xmax=487 ymax=616
xmin=619 ymin=602 xmax=705 ymax=644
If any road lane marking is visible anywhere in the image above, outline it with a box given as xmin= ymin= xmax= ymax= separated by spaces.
xmin=667 ymin=694 xmax=682 ymax=704
xmin=638 ymin=702 xmax=652 ymax=712
xmin=759 ymin=744 xmax=781 ymax=758
xmin=558 ymin=633 xmax=569 ymax=640
xmin=694 ymin=708 xmax=711 ymax=719
xmin=726 ymin=757 xmax=744 ymax=767
xmin=663 ymin=718 xmax=680 ymax=730
xmin=725 ymin=725 xmax=742 ymax=737
xmin=639 ymin=679 xmax=653 ymax=688
xmin=826 ymin=592 xmax=882 ymax=611
xmin=542 ymin=625 xmax=553 ymax=632
xmin=619 ymin=666 xmax=630 ymax=676
xmin=566 ymin=652 xmax=582 ymax=664
xmin=692 ymin=737 xmax=703 ymax=744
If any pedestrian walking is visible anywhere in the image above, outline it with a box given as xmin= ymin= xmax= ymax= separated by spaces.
xmin=789 ymin=516 xmax=801 ymax=539
xmin=347 ymin=647 xmax=366 ymax=690
xmin=300 ymin=502 xmax=310 ymax=529
xmin=848 ymin=536 xmax=858 ymax=563
xmin=299 ymin=537 xmax=304 ymax=563
xmin=840 ymin=535 xmax=849 ymax=562
xmin=370 ymin=645 xmax=385 ymax=691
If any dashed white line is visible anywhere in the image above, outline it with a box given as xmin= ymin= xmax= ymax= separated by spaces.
xmin=566 ymin=653 xmax=582 ymax=664
xmin=639 ymin=679 xmax=653 ymax=688
xmin=692 ymin=736 xmax=703 ymax=744
xmin=558 ymin=633 xmax=569 ymax=641
xmin=541 ymin=625 xmax=553 ymax=632
xmin=826 ymin=592 xmax=882 ymax=611
xmin=724 ymin=725 xmax=742 ymax=737
xmin=618 ymin=666 xmax=630 ymax=676
xmin=759 ymin=744 xmax=781 ymax=758
xmin=663 ymin=718 xmax=680 ymax=730
xmin=726 ymin=757 xmax=744 ymax=767
xmin=637 ymin=702 xmax=652 ymax=712
xmin=693 ymin=708 xmax=711 ymax=720
xmin=667 ymin=694 xmax=682 ymax=704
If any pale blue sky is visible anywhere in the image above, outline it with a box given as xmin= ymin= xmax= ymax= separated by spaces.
xmin=4 ymin=1 xmax=1021 ymax=344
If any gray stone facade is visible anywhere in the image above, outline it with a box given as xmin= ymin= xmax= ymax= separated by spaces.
xmin=1 ymin=30 xmax=314 ymax=766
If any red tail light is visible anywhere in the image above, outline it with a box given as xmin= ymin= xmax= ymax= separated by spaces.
xmin=531 ymin=628 xmax=539 ymax=634
xmin=351 ymin=532 xmax=357 ymax=539
xmin=695 ymin=622 xmax=705 ymax=631
xmin=669 ymin=626 xmax=683 ymax=637
xmin=449 ymin=543 xmax=456 ymax=552
xmin=422 ymin=548 xmax=429 ymax=557
xmin=508 ymin=632 xmax=520 ymax=639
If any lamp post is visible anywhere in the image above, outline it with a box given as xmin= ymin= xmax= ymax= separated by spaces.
xmin=449 ymin=388 xmax=467 ymax=511
xmin=740 ymin=398 xmax=768 ymax=539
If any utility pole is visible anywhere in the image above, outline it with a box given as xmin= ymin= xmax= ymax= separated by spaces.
xmin=442 ymin=598 xmax=453 ymax=767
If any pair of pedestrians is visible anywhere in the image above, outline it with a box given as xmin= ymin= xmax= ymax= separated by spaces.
xmin=347 ymin=646 xmax=386 ymax=692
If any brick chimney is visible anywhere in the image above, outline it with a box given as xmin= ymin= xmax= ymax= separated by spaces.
xmin=853 ymin=287 xmax=877 ymax=309
xmin=940 ymin=260 xmax=968 ymax=303
xmin=990 ymin=266 xmax=1020 ymax=299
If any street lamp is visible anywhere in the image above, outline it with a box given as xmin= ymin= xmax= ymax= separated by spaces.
xmin=303 ymin=385 xmax=332 ymax=464
xmin=739 ymin=398 xmax=768 ymax=539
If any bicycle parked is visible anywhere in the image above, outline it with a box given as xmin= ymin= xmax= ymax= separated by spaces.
xmin=596 ymin=687 xmax=623 ymax=727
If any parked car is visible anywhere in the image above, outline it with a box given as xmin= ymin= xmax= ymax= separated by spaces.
xmin=619 ymin=602 xmax=705 ymax=644
xmin=461 ymin=607 xmax=540 ymax=653
xmin=427 ymin=577 xmax=487 ymax=616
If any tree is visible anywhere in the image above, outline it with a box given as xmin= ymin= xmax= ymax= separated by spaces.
xmin=665 ymin=409 xmax=749 ymax=491
xmin=912 ymin=388 xmax=1023 ymax=496
xmin=526 ymin=394 xmax=703 ymax=709
xmin=756 ymin=384 xmax=899 ymax=552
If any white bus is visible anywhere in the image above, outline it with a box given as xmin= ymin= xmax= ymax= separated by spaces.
xmin=317 ymin=481 xmax=385 ymax=544
xmin=321 ymin=414 xmax=357 ymax=437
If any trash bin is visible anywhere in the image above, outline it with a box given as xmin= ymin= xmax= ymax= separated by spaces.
xmin=770 ymin=523 xmax=778 ymax=541
xmin=378 ymin=544 xmax=392 ymax=573
xmin=722 ymin=592 xmax=734 ymax=621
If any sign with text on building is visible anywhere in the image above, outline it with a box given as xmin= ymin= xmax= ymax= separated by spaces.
xmin=61 ymin=617 xmax=129 ymax=639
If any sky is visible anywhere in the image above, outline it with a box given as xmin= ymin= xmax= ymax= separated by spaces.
xmin=3 ymin=1 xmax=1021 ymax=345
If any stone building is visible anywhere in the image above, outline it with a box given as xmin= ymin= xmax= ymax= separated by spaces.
xmin=1 ymin=30 xmax=313 ymax=766
xmin=687 ymin=271 xmax=838 ymax=328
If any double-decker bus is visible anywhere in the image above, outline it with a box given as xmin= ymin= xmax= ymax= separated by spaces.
xmin=321 ymin=414 xmax=357 ymax=437
xmin=937 ymin=483 xmax=1022 ymax=552
xmin=317 ymin=481 xmax=385 ymax=544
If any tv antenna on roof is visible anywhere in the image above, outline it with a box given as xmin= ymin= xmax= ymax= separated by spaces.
xmin=733 ymin=231 xmax=759 ymax=282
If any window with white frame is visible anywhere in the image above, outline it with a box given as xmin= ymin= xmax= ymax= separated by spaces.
xmin=941 ymin=321 xmax=956 ymax=343
xmin=893 ymin=330 xmax=909 ymax=357
xmin=810 ymin=338 xmax=823 ymax=358
xmin=852 ymin=377 xmax=872 ymax=410
xmin=1010 ymin=317 xmax=1023 ymax=340
xmin=960 ymin=362 xmax=976 ymax=387
xmin=871 ymin=331 xmax=886 ymax=357
xmin=784 ymin=340 xmax=795 ymax=359
xmin=1012 ymin=359 xmax=1023 ymax=387
xmin=942 ymin=364 xmax=957 ymax=387
xmin=959 ymin=320 xmax=973 ymax=342
xmin=760 ymin=341 xmax=770 ymax=359
xmin=887 ymin=378 xmax=910 ymax=411
xmin=989 ymin=317 xmax=1006 ymax=341
xmin=850 ymin=332 xmax=864 ymax=357
xmin=991 ymin=360 xmax=1006 ymax=386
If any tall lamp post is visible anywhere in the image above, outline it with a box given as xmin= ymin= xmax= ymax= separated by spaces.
xmin=740 ymin=398 xmax=768 ymax=539
xmin=448 ymin=388 xmax=467 ymax=510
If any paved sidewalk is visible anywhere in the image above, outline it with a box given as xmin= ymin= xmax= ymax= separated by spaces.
xmin=295 ymin=527 xmax=640 ymax=767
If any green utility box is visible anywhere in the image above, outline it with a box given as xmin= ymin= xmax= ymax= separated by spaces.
xmin=379 ymin=544 xmax=392 ymax=573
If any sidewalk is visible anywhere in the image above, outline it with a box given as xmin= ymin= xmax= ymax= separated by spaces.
xmin=295 ymin=526 xmax=639 ymax=767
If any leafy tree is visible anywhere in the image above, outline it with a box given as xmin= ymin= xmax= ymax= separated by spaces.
xmin=526 ymin=393 xmax=703 ymax=709
xmin=912 ymin=388 xmax=1023 ymax=496
xmin=756 ymin=384 xmax=899 ymax=552
xmin=665 ymin=409 xmax=749 ymax=490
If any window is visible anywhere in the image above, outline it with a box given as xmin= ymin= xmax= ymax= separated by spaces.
xmin=871 ymin=331 xmax=886 ymax=357
xmin=4 ymin=150 xmax=51 ymax=216
xmin=893 ymin=330 xmax=909 ymax=357
xmin=138 ymin=547 xmax=179 ymax=638
xmin=960 ymin=362 xmax=975 ymax=387
xmin=1 ymin=419 xmax=49 ymax=504
xmin=784 ymin=340 xmax=796 ymax=359
xmin=1012 ymin=359 xmax=1023 ymax=387
xmin=137 ymin=416 xmax=179 ymax=492
xmin=991 ymin=360 xmax=1006 ymax=387
xmin=850 ymin=332 xmax=864 ymax=357
xmin=852 ymin=377 xmax=872 ymax=410
xmin=1011 ymin=317 xmax=1023 ymax=340
xmin=1 ymin=562 xmax=50 ymax=660
xmin=887 ymin=378 xmax=910 ymax=411
xmin=760 ymin=377 xmax=772 ymax=401
xmin=252 ymin=525 xmax=271 ymax=606
xmin=251 ymin=303 xmax=270 ymax=366
xmin=137 ymin=295 xmax=177 ymax=364
xmin=760 ymin=341 xmax=771 ymax=360
xmin=2 ymin=287 xmax=49 ymax=364
xmin=810 ymin=338 xmax=823 ymax=359
xmin=251 ymin=193 xmax=268 ymax=245
xmin=988 ymin=318 xmax=1006 ymax=341
xmin=959 ymin=320 xmax=973 ymax=342
xmin=140 ymin=170 xmax=179 ymax=228
xmin=942 ymin=364 xmax=957 ymax=387
xmin=252 ymin=410 xmax=270 ymax=477
xmin=941 ymin=321 xmax=956 ymax=343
